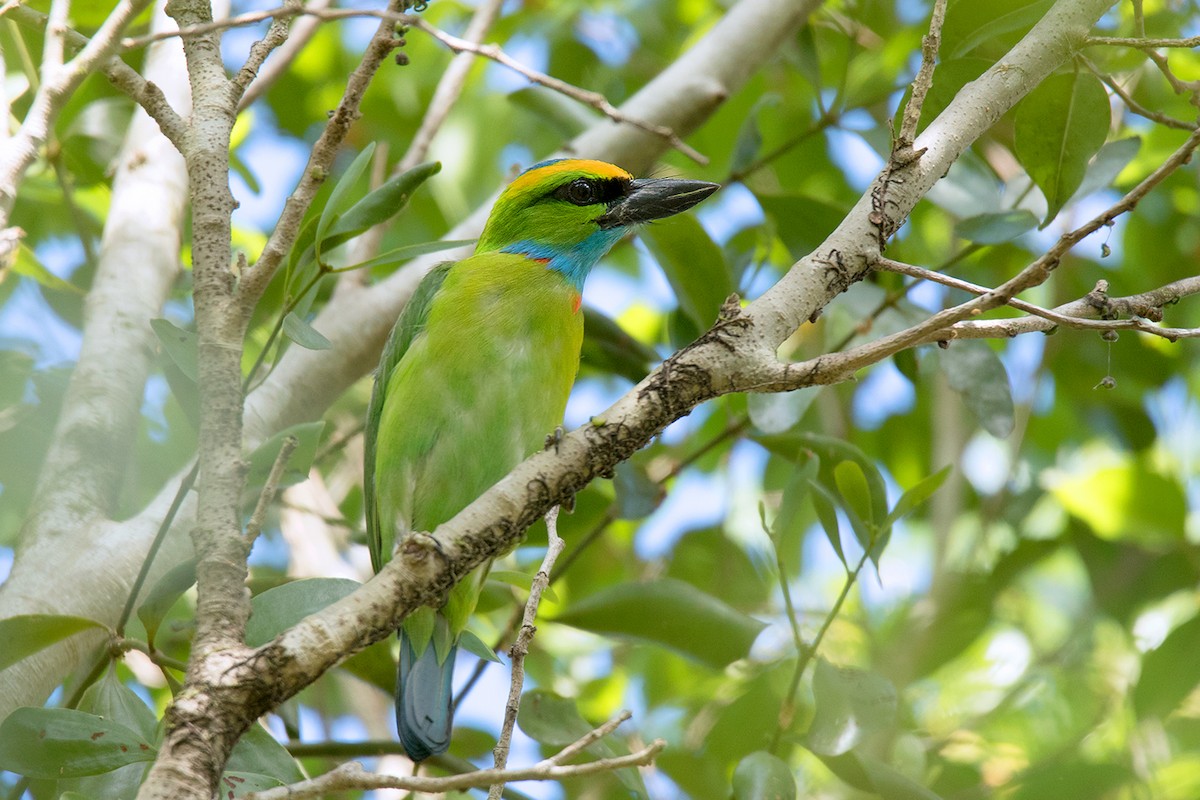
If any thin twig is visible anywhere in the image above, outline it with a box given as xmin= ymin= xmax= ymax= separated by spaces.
xmin=875 ymin=258 xmax=1200 ymax=340
xmin=898 ymin=0 xmax=948 ymax=145
xmin=1080 ymin=55 xmax=1194 ymax=131
xmin=238 ymin=0 xmax=331 ymax=111
xmin=753 ymin=126 xmax=1200 ymax=392
xmin=488 ymin=507 xmax=567 ymax=799
xmin=245 ymin=435 xmax=299 ymax=544
xmin=244 ymin=724 xmax=665 ymax=800
xmin=400 ymin=0 xmax=503 ymax=172
xmin=120 ymin=4 xmax=707 ymax=164
xmin=1085 ymin=35 xmax=1200 ymax=49
xmin=231 ymin=0 xmax=297 ymax=101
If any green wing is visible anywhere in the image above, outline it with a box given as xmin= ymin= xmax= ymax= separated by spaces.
xmin=364 ymin=261 xmax=453 ymax=574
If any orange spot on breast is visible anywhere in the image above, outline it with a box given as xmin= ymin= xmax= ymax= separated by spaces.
xmin=572 ymin=294 xmax=582 ymax=314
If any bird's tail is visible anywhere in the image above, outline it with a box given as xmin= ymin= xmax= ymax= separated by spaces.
xmin=397 ymin=629 xmax=457 ymax=762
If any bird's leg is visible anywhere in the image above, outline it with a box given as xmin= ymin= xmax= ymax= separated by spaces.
xmin=543 ymin=425 xmax=565 ymax=453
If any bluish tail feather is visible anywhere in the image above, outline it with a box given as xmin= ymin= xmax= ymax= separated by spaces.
xmin=397 ymin=631 xmax=457 ymax=761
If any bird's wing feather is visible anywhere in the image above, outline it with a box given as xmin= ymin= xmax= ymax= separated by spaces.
xmin=364 ymin=261 xmax=453 ymax=573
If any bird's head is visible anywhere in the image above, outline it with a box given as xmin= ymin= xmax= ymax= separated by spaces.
xmin=476 ymin=159 xmax=719 ymax=291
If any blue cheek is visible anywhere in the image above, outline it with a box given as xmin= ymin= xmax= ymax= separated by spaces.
xmin=502 ymin=229 xmax=626 ymax=292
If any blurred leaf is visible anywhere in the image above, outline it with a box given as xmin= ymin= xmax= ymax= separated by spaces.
xmin=1011 ymin=761 xmax=1130 ymax=800
xmin=1014 ymin=71 xmax=1111 ymax=225
xmin=748 ymin=389 xmax=817 ymax=435
xmin=756 ymin=194 xmax=846 ymax=258
xmin=61 ymin=667 xmax=160 ymax=799
xmin=580 ymin=306 xmax=658 ymax=382
xmin=954 ymin=209 xmax=1038 ymax=244
xmin=488 ymin=570 xmax=558 ymax=603
xmin=345 ymin=238 xmax=476 ymax=273
xmin=731 ymin=95 xmax=779 ymax=175
xmin=1134 ymin=613 xmax=1200 ymax=719
xmin=13 ymin=244 xmax=84 ymax=294
xmin=552 ymin=578 xmax=766 ymax=668
xmin=151 ymin=318 xmax=199 ymax=382
xmin=245 ymin=577 xmax=360 ymax=647
xmin=0 ymin=707 xmax=155 ymax=778
xmin=612 ymin=460 xmax=663 ymax=520
xmin=885 ymin=466 xmax=951 ymax=527
xmin=833 ymin=460 xmax=875 ymax=532
xmin=1050 ymin=462 xmax=1186 ymax=543
xmin=732 ymin=751 xmax=797 ymax=800
xmin=245 ymin=420 xmax=325 ymax=494
xmin=509 ymin=87 xmax=598 ymax=136
xmin=137 ymin=557 xmax=197 ymax=648
xmin=947 ymin=0 xmax=1054 ymax=58
xmin=0 ymin=614 xmax=108 ymax=673
xmin=818 ymin=749 xmax=942 ymax=800
xmin=772 ymin=453 xmax=818 ymax=551
xmin=939 ymin=342 xmax=1014 ymax=438
xmin=806 ymin=659 xmax=897 ymax=756
xmin=641 ymin=214 xmax=733 ymax=329
xmin=217 ymin=773 xmax=286 ymax=797
xmin=458 ymin=629 xmax=502 ymax=663
xmin=281 ymin=312 xmax=332 ymax=350
xmin=518 ymin=690 xmax=647 ymax=797
xmin=1072 ymin=137 xmax=1140 ymax=201
xmin=809 ymin=479 xmax=847 ymax=569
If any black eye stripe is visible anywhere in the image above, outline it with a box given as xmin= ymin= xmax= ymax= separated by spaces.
xmin=551 ymin=177 xmax=628 ymax=206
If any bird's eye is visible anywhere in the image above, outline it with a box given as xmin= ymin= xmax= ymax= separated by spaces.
xmin=563 ymin=179 xmax=596 ymax=205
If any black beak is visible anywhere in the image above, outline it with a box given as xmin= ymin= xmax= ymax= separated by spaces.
xmin=595 ymin=178 xmax=720 ymax=229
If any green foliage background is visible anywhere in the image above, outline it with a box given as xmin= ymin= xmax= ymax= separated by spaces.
xmin=2 ymin=0 xmax=1200 ymax=798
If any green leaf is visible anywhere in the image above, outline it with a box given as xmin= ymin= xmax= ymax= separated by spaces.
xmin=60 ymin=667 xmax=161 ymax=799
xmin=458 ymin=629 xmax=502 ymax=663
xmin=954 ymin=209 xmax=1039 ymax=244
xmin=806 ymin=658 xmax=897 ymax=756
xmin=245 ymin=420 xmax=326 ymax=494
xmin=640 ymin=214 xmax=733 ymax=330
xmin=756 ymin=194 xmax=846 ymax=258
xmin=245 ymin=577 xmax=360 ymax=647
xmin=731 ymin=95 xmax=779 ymax=175
xmin=323 ymin=161 xmax=443 ymax=247
xmin=518 ymin=690 xmax=647 ymax=797
xmin=137 ymin=558 xmax=197 ymax=648
xmin=938 ymin=342 xmax=1014 ymax=439
xmin=281 ymin=312 xmax=332 ymax=350
xmin=771 ymin=454 xmax=818 ymax=549
xmin=1014 ymin=71 xmax=1111 ymax=225
xmin=748 ymin=389 xmax=817 ymax=435
xmin=0 ymin=707 xmax=155 ymax=779
xmin=342 ymin=238 xmax=477 ymax=274
xmin=1072 ymin=137 xmax=1140 ymax=201
xmin=1134 ymin=613 xmax=1200 ymax=719
xmin=150 ymin=318 xmax=198 ymax=382
xmin=1012 ymin=761 xmax=1131 ymax=800
xmin=1050 ymin=461 xmax=1186 ymax=543
xmin=12 ymin=244 xmax=84 ymax=294
xmin=227 ymin=722 xmax=304 ymax=782
xmin=947 ymin=0 xmax=1054 ymax=58
xmin=315 ymin=143 xmax=376 ymax=260
xmin=509 ymin=86 xmax=598 ymax=136
xmin=808 ymin=479 xmax=847 ymax=569
xmin=612 ymin=460 xmax=663 ymax=520
xmin=885 ymin=466 xmax=951 ymax=527
xmin=551 ymin=578 xmax=766 ymax=668
xmin=733 ymin=751 xmax=797 ymax=800
xmin=0 ymin=614 xmax=108 ymax=673
xmin=833 ymin=460 xmax=874 ymax=530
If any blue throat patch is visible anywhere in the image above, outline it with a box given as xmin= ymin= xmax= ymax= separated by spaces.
xmin=501 ymin=228 xmax=625 ymax=292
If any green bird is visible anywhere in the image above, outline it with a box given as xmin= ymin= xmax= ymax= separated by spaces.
xmin=364 ymin=158 xmax=718 ymax=761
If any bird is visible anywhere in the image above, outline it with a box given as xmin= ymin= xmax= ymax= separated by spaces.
xmin=364 ymin=158 xmax=719 ymax=761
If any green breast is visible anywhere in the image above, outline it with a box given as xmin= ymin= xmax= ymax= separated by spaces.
xmin=374 ymin=252 xmax=584 ymax=534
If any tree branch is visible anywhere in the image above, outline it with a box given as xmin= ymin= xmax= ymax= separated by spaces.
xmin=244 ymin=720 xmax=663 ymax=800
xmin=488 ymin=508 xmax=566 ymax=799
